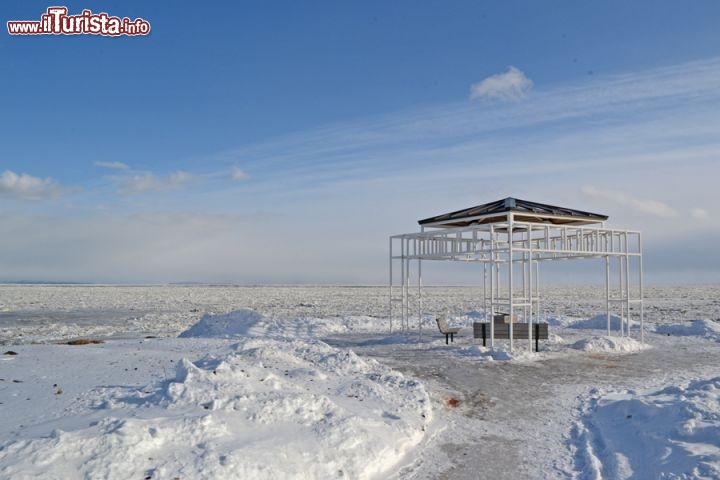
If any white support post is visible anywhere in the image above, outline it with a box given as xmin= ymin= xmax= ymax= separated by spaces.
xmin=528 ymin=225 xmax=534 ymax=353
xmin=618 ymin=255 xmax=624 ymax=337
xmin=639 ymin=232 xmax=644 ymax=344
xmin=400 ymin=238 xmax=406 ymax=332
xmin=399 ymin=238 xmax=403 ymax=331
xmin=605 ymin=255 xmax=610 ymax=337
xmin=418 ymin=257 xmax=423 ymax=341
xmin=405 ymin=254 xmax=410 ymax=332
xmin=509 ymin=214 xmax=514 ymax=352
xmin=400 ymin=237 xmax=408 ymax=333
xmin=490 ymin=225 xmax=495 ymax=348
xmin=536 ymin=259 xmax=541 ymax=325
xmin=389 ymin=237 xmax=393 ymax=334
xmin=624 ymin=231 xmax=631 ymax=338
xmin=483 ymin=262 xmax=488 ymax=321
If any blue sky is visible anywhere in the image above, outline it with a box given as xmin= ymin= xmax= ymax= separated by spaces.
xmin=1 ymin=1 xmax=720 ymax=284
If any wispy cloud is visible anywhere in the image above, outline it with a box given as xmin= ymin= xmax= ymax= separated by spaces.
xmin=0 ymin=170 xmax=63 ymax=200
xmin=115 ymin=167 xmax=249 ymax=195
xmin=100 ymin=58 xmax=720 ymax=231
xmin=691 ymin=208 xmax=709 ymax=219
xmin=469 ymin=66 xmax=533 ymax=101
xmin=229 ymin=167 xmax=249 ymax=181
xmin=215 ymin=57 xmax=720 ymax=191
xmin=118 ymin=171 xmax=200 ymax=195
xmin=94 ymin=161 xmax=129 ymax=170
xmin=580 ymin=185 xmax=677 ymax=218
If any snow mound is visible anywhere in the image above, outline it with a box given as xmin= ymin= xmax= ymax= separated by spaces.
xmin=0 ymin=338 xmax=431 ymax=479
xmin=545 ymin=315 xmax=573 ymax=326
xmin=263 ymin=315 xmax=384 ymax=338
xmin=179 ymin=308 xmax=266 ymax=338
xmin=575 ymin=377 xmax=720 ymax=479
xmin=569 ymin=314 xmax=632 ymax=330
xmin=180 ymin=310 xmax=387 ymax=340
xmin=571 ymin=336 xmax=647 ymax=353
xmin=655 ymin=319 xmax=720 ymax=339
xmin=456 ymin=344 xmax=539 ymax=361
xmin=450 ymin=310 xmax=486 ymax=325
xmin=458 ymin=344 xmax=511 ymax=361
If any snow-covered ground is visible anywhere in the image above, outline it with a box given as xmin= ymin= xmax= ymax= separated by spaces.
xmin=0 ymin=284 xmax=719 ymax=479
xmin=1 ymin=342 xmax=429 ymax=479
xmin=1 ymin=284 xmax=718 ymax=345
xmin=575 ymin=377 xmax=720 ymax=479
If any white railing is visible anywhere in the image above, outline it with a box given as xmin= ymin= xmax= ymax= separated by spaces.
xmin=389 ymin=218 xmax=643 ymax=351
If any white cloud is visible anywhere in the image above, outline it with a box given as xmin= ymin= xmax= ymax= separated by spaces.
xmin=168 ymin=171 xmax=195 ymax=185
xmin=470 ymin=66 xmax=533 ymax=101
xmin=115 ymin=168 xmax=248 ymax=195
xmin=118 ymin=171 xmax=199 ymax=195
xmin=229 ymin=167 xmax=249 ymax=181
xmin=0 ymin=170 xmax=62 ymax=200
xmin=691 ymin=208 xmax=709 ymax=219
xmin=117 ymin=172 xmax=162 ymax=195
xmin=580 ymin=185 xmax=677 ymax=218
xmin=94 ymin=161 xmax=129 ymax=170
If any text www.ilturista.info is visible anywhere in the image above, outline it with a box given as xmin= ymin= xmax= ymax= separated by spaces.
xmin=7 ymin=7 xmax=150 ymax=36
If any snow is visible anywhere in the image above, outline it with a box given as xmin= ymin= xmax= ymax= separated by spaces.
xmin=655 ymin=319 xmax=720 ymax=339
xmin=178 ymin=308 xmax=266 ymax=338
xmin=179 ymin=308 xmax=393 ymax=340
xmin=567 ymin=314 xmax=633 ymax=330
xmin=575 ymin=377 xmax=720 ymax=479
xmin=2 ymin=284 xmax=718 ymax=344
xmin=570 ymin=336 xmax=649 ymax=353
xmin=1 ymin=284 xmax=720 ymax=479
xmin=0 ymin=338 xmax=430 ymax=479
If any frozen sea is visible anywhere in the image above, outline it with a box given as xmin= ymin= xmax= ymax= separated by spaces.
xmin=1 ymin=284 xmax=718 ymax=344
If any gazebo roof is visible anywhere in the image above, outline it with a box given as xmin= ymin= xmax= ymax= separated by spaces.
xmin=418 ymin=197 xmax=608 ymax=228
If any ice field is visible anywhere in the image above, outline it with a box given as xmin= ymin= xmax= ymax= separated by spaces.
xmin=1 ymin=284 xmax=718 ymax=344
xmin=1 ymin=284 xmax=719 ymax=479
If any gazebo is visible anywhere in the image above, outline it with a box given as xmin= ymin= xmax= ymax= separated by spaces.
xmin=389 ymin=198 xmax=644 ymax=351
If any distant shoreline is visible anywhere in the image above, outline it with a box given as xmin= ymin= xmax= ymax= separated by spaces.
xmin=1 ymin=282 xmax=718 ymax=288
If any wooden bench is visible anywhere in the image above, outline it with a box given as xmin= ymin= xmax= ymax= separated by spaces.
xmin=473 ymin=322 xmax=549 ymax=352
xmin=436 ymin=317 xmax=461 ymax=344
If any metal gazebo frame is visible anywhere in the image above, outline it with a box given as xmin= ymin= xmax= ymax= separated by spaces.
xmin=389 ymin=198 xmax=643 ymax=352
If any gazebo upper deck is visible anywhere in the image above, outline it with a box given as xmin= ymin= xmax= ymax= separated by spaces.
xmin=418 ymin=197 xmax=608 ymax=229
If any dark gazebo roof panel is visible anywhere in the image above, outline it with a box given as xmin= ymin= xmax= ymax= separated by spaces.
xmin=418 ymin=197 xmax=608 ymax=227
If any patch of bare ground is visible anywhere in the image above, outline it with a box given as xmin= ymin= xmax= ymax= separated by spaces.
xmin=64 ymin=339 xmax=105 ymax=345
